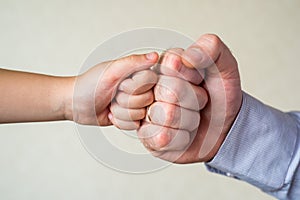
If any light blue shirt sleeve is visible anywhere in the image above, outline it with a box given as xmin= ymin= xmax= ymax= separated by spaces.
xmin=206 ymin=92 xmax=300 ymax=200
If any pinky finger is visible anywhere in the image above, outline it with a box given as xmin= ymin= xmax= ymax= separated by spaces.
xmin=108 ymin=113 xmax=140 ymax=130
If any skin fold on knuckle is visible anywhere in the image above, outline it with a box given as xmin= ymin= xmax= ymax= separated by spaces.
xmin=151 ymin=127 xmax=190 ymax=151
xmin=137 ymin=123 xmax=169 ymax=151
xmin=152 ymin=128 xmax=171 ymax=150
xmin=139 ymin=117 xmax=189 ymax=151
xmin=154 ymin=76 xmax=180 ymax=105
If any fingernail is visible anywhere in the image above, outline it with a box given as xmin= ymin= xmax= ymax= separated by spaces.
xmin=184 ymin=48 xmax=203 ymax=66
xmin=146 ymin=52 xmax=157 ymax=60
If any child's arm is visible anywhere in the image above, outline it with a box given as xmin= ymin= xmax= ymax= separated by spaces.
xmin=0 ymin=52 xmax=159 ymax=125
xmin=0 ymin=68 xmax=74 ymax=123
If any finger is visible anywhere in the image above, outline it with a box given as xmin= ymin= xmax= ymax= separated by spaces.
xmin=154 ymin=75 xmax=208 ymax=111
xmin=154 ymin=48 xmax=204 ymax=85
xmin=115 ymin=90 xmax=154 ymax=109
xmin=119 ymin=70 xmax=158 ymax=95
xmin=181 ymin=34 xmax=239 ymax=79
xmin=147 ymin=102 xmax=200 ymax=132
xmin=138 ymin=123 xmax=190 ymax=151
xmin=110 ymin=101 xmax=146 ymax=121
xmin=108 ymin=113 xmax=140 ymax=130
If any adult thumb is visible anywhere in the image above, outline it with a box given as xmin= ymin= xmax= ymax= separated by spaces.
xmin=182 ymin=34 xmax=239 ymax=80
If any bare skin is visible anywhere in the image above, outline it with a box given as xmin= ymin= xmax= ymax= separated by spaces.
xmin=143 ymin=34 xmax=242 ymax=163
xmin=112 ymin=34 xmax=242 ymax=163
xmin=0 ymin=52 xmax=159 ymax=125
xmin=1 ymin=33 xmax=242 ymax=164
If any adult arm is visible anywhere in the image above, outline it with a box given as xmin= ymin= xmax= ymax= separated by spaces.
xmin=206 ymin=92 xmax=300 ymax=199
xmin=138 ymin=34 xmax=300 ymax=199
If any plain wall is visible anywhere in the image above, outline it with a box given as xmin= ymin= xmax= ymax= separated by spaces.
xmin=1 ymin=0 xmax=299 ymax=199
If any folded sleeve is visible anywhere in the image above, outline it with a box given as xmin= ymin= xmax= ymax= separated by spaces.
xmin=206 ymin=92 xmax=300 ymax=200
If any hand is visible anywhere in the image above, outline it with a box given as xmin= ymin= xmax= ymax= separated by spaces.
xmin=109 ymin=69 xmax=158 ymax=130
xmin=138 ymin=34 xmax=242 ymax=163
xmin=69 ymin=52 xmax=159 ymax=126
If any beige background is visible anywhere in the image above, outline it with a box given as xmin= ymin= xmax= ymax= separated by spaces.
xmin=1 ymin=0 xmax=299 ymax=199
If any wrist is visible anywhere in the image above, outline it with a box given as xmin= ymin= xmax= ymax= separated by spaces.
xmin=206 ymin=90 xmax=243 ymax=162
xmin=60 ymin=76 xmax=75 ymax=121
xmin=201 ymin=90 xmax=243 ymax=162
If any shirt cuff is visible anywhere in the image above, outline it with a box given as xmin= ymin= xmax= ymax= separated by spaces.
xmin=206 ymin=92 xmax=299 ymax=192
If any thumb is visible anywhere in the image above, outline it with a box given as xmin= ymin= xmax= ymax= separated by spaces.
xmin=182 ymin=34 xmax=239 ymax=80
xmin=181 ymin=34 xmax=243 ymax=160
xmin=105 ymin=52 xmax=159 ymax=85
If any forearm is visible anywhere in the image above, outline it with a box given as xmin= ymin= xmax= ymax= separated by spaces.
xmin=206 ymin=92 xmax=300 ymax=199
xmin=0 ymin=68 xmax=74 ymax=123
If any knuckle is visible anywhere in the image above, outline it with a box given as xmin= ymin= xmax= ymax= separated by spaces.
xmin=201 ymin=34 xmax=223 ymax=52
xmin=112 ymin=120 xmax=121 ymax=129
xmin=174 ymin=130 xmax=191 ymax=150
xmin=164 ymin=48 xmax=184 ymax=58
xmin=124 ymin=121 xmax=140 ymax=130
xmin=110 ymin=103 xmax=126 ymax=118
xmin=155 ymin=130 xmax=171 ymax=149
xmin=118 ymin=79 xmax=132 ymax=94
xmin=139 ymin=108 xmax=147 ymax=119
xmin=125 ymin=54 xmax=138 ymax=62
xmin=203 ymin=34 xmax=222 ymax=46
xmin=198 ymin=87 xmax=208 ymax=109
xmin=190 ymin=112 xmax=200 ymax=130
xmin=115 ymin=92 xmax=126 ymax=106
xmin=110 ymin=105 xmax=118 ymax=115
xmin=133 ymin=108 xmax=146 ymax=120
xmin=132 ymin=121 xmax=140 ymax=130
xmin=162 ymin=51 xmax=183 ymax=72
xmin=164 ymin=104 xmax=176 ymax=126
xmin=157 ymin=77 xmax=181 ymax=104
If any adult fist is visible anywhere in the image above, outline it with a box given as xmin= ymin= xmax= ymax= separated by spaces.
xmin=138 ymin=34 xmax=242 ymax=163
